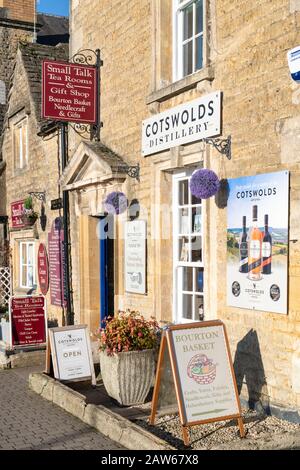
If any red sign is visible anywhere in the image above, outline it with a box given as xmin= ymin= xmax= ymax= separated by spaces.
xmin=11 ymin=200 xmax=25 ymax=229
xmin=38 ymin=244 xmax=49 ymax=296
xmin=42 ymin=60 xmax=97 ymax=124
xmin=48 ymin=218 xmax=67 ymax=307
xmin=10 ymin=296 xmax=47 ymax=347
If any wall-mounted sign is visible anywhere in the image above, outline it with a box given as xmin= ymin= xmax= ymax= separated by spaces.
xmin=142 ymin=91 xmax=221 ymax=157
xmin=150 ymin=321 xmax=244 ymax=446
xmin=48 ymin=218 xmax=67 ymax=307
xmin=227 ymin=171 xmax=289 ymax=314
xmin=51 ymin=198 xmax=63 ymax=211
xmin=42 ymin=60 xmax=97 ymax=124
xmin=11 ymin=200 xmax=25 ymax=229
xmin=46 ymin=325 xmax=96 ymax=385
xmin=38 ymin=244 xmax=49 ymax=296
xmin=287 ymin=46 xmax=300 ymax=82
xmin=9 ymin=296 xmax=47 ymax=348
xmin=125 ymin=220 xmax=146 ymax=294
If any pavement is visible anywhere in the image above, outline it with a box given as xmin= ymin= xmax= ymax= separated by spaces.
xmin=0 ymin=366 xmax=125 ymax=450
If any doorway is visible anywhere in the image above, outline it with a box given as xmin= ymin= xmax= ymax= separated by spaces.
xmin=99 ymin=215 xmax=114 ymax=324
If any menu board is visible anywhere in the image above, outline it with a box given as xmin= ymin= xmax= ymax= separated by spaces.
xmin=10 ymin=296 xmax=47 ymax=348
xmin=48 ymin=218 xmax=67 ymax=307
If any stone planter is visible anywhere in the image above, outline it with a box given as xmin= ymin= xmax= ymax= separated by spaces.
xmin=99 ymin=349 xmax=155 ymax=406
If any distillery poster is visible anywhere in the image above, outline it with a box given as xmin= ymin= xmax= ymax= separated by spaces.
xmin=227 ymin=171 xmax=289 ymax=314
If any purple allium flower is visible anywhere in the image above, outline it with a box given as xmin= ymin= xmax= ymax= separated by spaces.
xmin=104 ymin=192 xmax=128 ymax=215
xmin=190 ymin=169 xmax=220 ymax=199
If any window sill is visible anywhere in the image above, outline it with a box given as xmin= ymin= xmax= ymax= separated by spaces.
xmin=146 ymin=67 xmax=214 ymax=105
xmin=14 ymin=287 xmax=37 ymax=296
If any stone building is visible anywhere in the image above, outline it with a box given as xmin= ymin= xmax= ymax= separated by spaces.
xmin=62 ymin=0 xmax=300 ymax=417
xmin=0 ymin=1 xmax=69 ymax=260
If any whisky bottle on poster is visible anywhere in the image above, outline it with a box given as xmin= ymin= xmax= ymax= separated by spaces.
xmin=239 ymin=216 xmax=248 ymax=273
xmin=262 ymin=214 xmax=272 ymax=274
xmin=248 ymin=205 xmax=262 ymax=280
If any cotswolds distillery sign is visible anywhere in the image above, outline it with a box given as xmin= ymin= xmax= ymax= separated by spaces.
xmin=42 ymin=60 xmax=97 ymax=124
xmin=142 ymin=91 xmax=221 ymax=156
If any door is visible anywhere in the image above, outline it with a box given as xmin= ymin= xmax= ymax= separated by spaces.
xmin=99 ymin=215 xmax=114 ymax=324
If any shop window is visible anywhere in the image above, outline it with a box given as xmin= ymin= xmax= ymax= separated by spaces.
xmin=173 ymin=0 xmax=205 ymax=80
xmin=173 ymin=172 xmax=204 ymax=322
xmin=13 ymin=117 xmax=28 ymax=170
xmin=0 ymin=81 xmax=5 ymax=105
xmin=20 ymin=241 xmax=36 ymax=289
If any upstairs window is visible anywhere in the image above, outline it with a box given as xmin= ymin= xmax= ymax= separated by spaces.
xmin=13 ymin=117 xmax=28 ymax=170
xmin=174 ymin=0 xmax=205 ymax=80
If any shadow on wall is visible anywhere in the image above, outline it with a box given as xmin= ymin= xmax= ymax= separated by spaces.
xmin=233 ymin=329 xmax=270 ymax=414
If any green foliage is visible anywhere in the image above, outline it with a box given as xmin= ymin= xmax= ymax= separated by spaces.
xmin=98 ymin=310 xmax=160 ymax=355
xmin=24 ymin=196 xmax=33 ymax=210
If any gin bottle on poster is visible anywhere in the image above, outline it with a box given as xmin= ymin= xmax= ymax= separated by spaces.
xmin=262 ymin=214 xmax=272 ymax=275
xmin=248 ymin=205 xmax=262 ymax=281
xmin=239 ymin=216 xmax=248 ymax=273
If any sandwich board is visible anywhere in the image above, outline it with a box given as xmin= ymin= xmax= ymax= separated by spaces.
xmin=45 ymin=325 xmax=96 ymax=386
xmin=150 ymin=321 xmax=245 ymax=446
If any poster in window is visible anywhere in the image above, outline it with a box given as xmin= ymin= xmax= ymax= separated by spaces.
xmin=125 ymin=221 xmax=146 ymax=294
xmin=227 ymin=171 xmax=289 ymax=314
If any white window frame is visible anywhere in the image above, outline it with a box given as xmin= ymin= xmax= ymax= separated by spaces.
xmin=19 ymin=241 xmax=36 ymax=289
xmin=173 ymin=170 xmax=205 ymax=323
xmin=173 ymin=0 xmax=206 ymax=82
xmin=13 ymin=117 xmax=28 ymax=170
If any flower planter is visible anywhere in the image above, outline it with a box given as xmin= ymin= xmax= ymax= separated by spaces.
xmin=21 ymin=215 xmax=38 ymax=226
xmin=99 ymin=349 xmax=155 ymax=406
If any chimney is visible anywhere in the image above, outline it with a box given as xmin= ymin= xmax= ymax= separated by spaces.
xmin=1 ymin=0 xmax=35 ymax=24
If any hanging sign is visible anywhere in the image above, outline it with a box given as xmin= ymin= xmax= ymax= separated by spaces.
xmin=48 ymin=218 xmax=67 ymax=307
xmin=142 ymin=91 xmax=221 ymax=156
xmin=124 ymin=220 xmax=147 ymax=294
xmin=46 ymin=325 xmax=96 ymax=385
xmin=38 ymin=244 xmax=49 ymax=296
xmin=42 ymin=60 xmax=97 ymax=124
xmin=11 ymin=200 xmax=26 ymax=229
xmin=227 ymin=171 xmax=289 ymax=314
xmin=150 ymin=321 xmax=245 ymax=447
xmin=9 ymin=296 xmax=47 ymax=348
xmin=51 ymin=198 xmax=63 ymax=211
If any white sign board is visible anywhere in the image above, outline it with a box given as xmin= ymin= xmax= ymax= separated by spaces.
xmin=48 ymin=325 xmax=95 ymax=383
xmin=288 ymin=46 xmax=300 ymax=82
xmin=142 ymin=91 xmax=221 ymax=156
xmin=125 ymin=220 xmax=146 ymax=294
xmin=169 ymin=324 xmax=240 ymax=424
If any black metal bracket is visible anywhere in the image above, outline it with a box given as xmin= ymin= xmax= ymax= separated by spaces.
xmin=117 ymin=164 xmax=140 ymax=182
xmin=203 ymin=135 xmax=231 ymax=160
xmin=29 ymin=192 xmax=46 ymax=203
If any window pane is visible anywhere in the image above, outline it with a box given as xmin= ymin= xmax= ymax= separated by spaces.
xmin=196 ymin=35 xmax=203 ymax=71
xmin=195 ymin=268 xmax=204 ymax=293
xmin=22 ymin=122 xmax=27 ymax=166
xmin=192 ymin=207 xmax=202 ymax=233
xmin=183 ymin=4 xmax=193 ymax=40
xmin=182 ymin=294 xmax=193 ymax=319
xmin=179 ymin=180 xmax=189 ymax=205
xmin=22 ymin=266 xmax=27 ymax=287
xmin=180 ymin=208 xmax=190 ymax=234
xmin=196 ymin=0 xmax=203 ymax=34
xmin=183 ymin=41 xmax=193 ymax=76
xmin=195 ymin=296 xmax=204 ymax=321
xmin=27 ymin=266 xmax=34 ymax=287
xmin=192 ymin=192 xmax=202 ymax=205
xmin=191 ymin=236 xmax=202 ymax=262
xmin=21 ymin=244 xmax=27 ymax=265
xmin=179 ymin=237 xmax=189 ymax=262
xmin=28 ymin=243 xmax=34 ymax=265
xmin=178 ymin=267 xmax=193 ymax=292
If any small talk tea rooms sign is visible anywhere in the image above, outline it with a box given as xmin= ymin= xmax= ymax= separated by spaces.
xmin=46 ymin=325 xmax=96 ymax=385
xmin=150 ymin=321 xmax=245 ymax=446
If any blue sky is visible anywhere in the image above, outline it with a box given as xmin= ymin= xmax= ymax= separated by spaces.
xmin=37 ymin=0 xmax=69 ymax=17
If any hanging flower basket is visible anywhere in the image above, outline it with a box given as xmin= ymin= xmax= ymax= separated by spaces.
xmin=21 ymin=212 xmax=38 ymax=226
xmin=104 ymin=191 xmax=128 ymax=215
xmin=190 ymin=169 xmax=220 ymax=200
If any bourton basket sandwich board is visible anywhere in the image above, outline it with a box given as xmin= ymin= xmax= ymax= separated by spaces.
xmin=150 ymin=321 xmax=245 ymax=446
xmin=45 ymin=325 xmax=96 ymax=386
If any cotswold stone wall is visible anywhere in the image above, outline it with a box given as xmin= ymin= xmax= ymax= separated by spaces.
xmin=69 ymin=0 xmax=300 ymax=412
